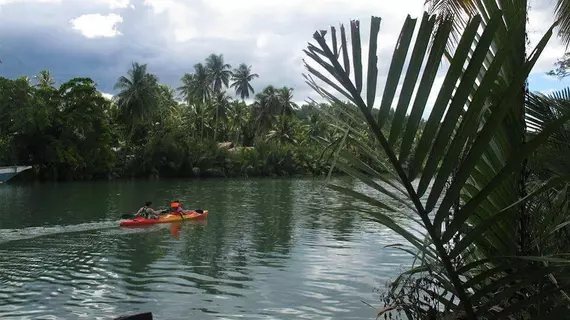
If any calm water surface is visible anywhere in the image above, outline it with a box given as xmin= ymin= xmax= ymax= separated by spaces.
xmin=0 ymin=177 xmax=412 ymax=319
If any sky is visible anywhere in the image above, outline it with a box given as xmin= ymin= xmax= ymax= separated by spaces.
xmin=0 ymin=0 xmax=569 ymax=106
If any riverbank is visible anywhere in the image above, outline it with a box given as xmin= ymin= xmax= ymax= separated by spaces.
xmin=5 ymin=139 xmax=349 ymax=182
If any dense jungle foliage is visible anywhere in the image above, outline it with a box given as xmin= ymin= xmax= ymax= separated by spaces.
xmin=0 ymin=55 xmax=409 ymax=181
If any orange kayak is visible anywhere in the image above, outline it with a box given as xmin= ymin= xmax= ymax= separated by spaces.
xmin=120 ymin=210 xmax=208 ymax=227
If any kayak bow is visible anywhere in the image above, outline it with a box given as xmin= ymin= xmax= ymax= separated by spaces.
xmin=119 ymin=210 xmax=208 ymax=227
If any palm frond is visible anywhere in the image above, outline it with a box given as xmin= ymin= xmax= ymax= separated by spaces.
xmin=303 ymin=10 xmax=570 ymax=319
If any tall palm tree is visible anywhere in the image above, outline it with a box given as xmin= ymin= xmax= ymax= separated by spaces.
xmin=277 ymin=87 xmax=297 ymax=116
xmin=306 ymin=113 xmax=326 ymax=139
xmin=212 ymin=90 xmax=232 ymax=141
xmin=34 ymin=70 xmax=55 ymax=88
xmin=205 ymin=53 xmax=232 ymax=93
xmin=113 ymin=62 xmax=160 ymax=139
xmin=192 ymin=63 xmax=211 ymax=104
xmin=253 ymin=86 xmax=281 ymax=135
xmin=230 ymin=63 xmax=259 ymax=100
xmin=178 ymin=63 xmax=211 ymax=105
xmin=177 ymin=73 xmax=194 ymax=105
xmin=228 ymin=100 xmax=250 ymax=146
xmin=266 ymin=115 xmax=298 ymax=145
xmin=18 ymin=76 xmax=31 ymax=85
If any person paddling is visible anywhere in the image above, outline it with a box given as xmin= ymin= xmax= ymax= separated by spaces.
xmin=171 ymin=200 xmax=199 ymax=215
xmin=169 ymin=200 xmax=203 ymax=216
xmin=136 ymin=201 xmax=162 ymax=219
xmin=170 ymin=200 xmax=185 ymax=216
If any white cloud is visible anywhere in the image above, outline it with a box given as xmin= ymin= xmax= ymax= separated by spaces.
xmin=1 ymin=0 xmax=569 ymax=105
xmin=527 ymin=2 xmax=564 ymax=74
xmin=142 ymin=0 xmax=199 ymax=42
xmin=98 ymin=0 xmax=130 ymax=9
xmin=539 ymin=88 xmax=556 ymax=95
xmin=0 ymin=0 xmax=60 ymax=5
xmin=71 ymin=13 xmax=123 ymax=39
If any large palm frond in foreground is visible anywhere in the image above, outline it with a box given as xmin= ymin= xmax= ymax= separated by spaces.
xmin=303 ymin=11 xmax=570 ymax=319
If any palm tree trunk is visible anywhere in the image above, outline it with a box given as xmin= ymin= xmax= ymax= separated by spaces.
xmin=214 ymin=105 xmax=219 ymax=142
xmin=517 ymin=0 xmax=529 ymax=256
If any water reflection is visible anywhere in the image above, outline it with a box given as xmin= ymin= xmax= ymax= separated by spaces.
xmin=0 ymin=177 xmax=415 ymax=319
xmin=252 ymin=179 xmax=295 ymax=255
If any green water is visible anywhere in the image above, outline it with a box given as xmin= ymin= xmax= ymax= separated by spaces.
xmin=0 ymin=178 xmax=411 ymax=319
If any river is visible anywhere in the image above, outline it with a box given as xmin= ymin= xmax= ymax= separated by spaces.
xmin=0 ymin=177 xmax=412 ymax=319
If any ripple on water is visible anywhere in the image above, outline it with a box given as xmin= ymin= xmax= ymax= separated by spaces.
xmin=0 ymin=178 xmax=415 ymax=319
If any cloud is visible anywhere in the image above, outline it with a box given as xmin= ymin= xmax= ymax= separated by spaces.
xmin=71 ymin=13 xmax=123 ymax=38
xmin=101 ymin=92 xmax=114 ymax=100
xmin=0 ymin=0 xmax=568 ymax=108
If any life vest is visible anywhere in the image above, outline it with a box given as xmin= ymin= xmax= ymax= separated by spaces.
xmin=170 ymin=202 xmax=181 ymax=212
xmin=140 ymin=206 xmax=150 ymax=217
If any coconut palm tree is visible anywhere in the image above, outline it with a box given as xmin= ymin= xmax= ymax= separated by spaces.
xmin=266 ymin=115 xmax=298 ymax=145
xmin=230 ymin=63 xmax=259 ymax=100
xmin=212 ymin=90 xmax=232 ymax=141
xmin=306 ymin=113 xmax=326 ymax=139
xmin=34 ymin=70 xmax=55 ymax=88
xmin=177 ymin=73 xmax=194 ymax=105
xmin=227 ymin=100 xmax=250 ymax=146
xmin=113 ymin=62 xmax=160 ymax=140
xmin=253 ymin=86 xmax=281 ymax=135
xmin=205 ymin=53 xmax=232 ymax=93
xmin=178 ymin=63 xmax=211 ymax=104
xmin=277 ymin=87 xmax=297 ymax=116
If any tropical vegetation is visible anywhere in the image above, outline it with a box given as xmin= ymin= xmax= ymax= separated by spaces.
xmin=0 ymin=54 xmax=408 ymax=181
xmin=3 ymin=0 xmax=570 ymax=318
xmin=302 ymin=0 xmax=570 ymax=318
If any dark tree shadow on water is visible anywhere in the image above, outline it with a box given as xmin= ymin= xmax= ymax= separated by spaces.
xmin=175 ymin=220 xmax=253 ymax=298
xmin=116 ymin=230 xmax=169 ymax=275
xmin=251 ymin=179 xmax=295 ymax=258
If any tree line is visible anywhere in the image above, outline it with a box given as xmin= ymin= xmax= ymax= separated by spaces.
xmin=0 ymin=53 xmax=403 ymax=181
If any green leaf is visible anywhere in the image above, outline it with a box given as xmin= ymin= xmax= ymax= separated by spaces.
xmin=398 ymin=18 xmax=453 ymax=163
xmin=326 ymin=184 xmax=432 ymax=251
xmin=331 ymin=26 xmax=338 ymax=58
xmin=377 ymin=15 xmax=417 ymax=128
xmin=326 ymin=183 xmax=398 ymax=212
xmin=340 ymin=24 xmax=350 ymax=76
xmin=443 ymin=107 xmax=570 ymax=242
xmin=431 ymin=14 xmax=527 ymax=234
xmin=366 ymin=16 xmax=381 ymax=109
xmin=434 ymin=20 xmax=557 ymax=221
xmin=407 ymin=14 xmax=482 ymax=182
xmin=351 ymin=19 xmax=363 ymax=94
xmin=335 ymin=159 xmax=414 ymax=211
xmin=420 ymin=10 xmax=505 ymax=208
xmin=389 ymin=12 xmax=435 ymax=145
xmin=448 ymin=177 xmax=568 ymax=259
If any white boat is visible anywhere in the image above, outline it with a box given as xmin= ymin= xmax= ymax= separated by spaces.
xmin=0 ymin=166 xmax=32 ymax=183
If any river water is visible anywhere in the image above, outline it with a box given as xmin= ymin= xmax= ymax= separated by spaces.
xmin=0 ymin=177 xmax=412 ymax=319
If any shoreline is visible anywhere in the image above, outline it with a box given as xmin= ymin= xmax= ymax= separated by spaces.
xmin=5 ymin=170 xmax=353 ymax=185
